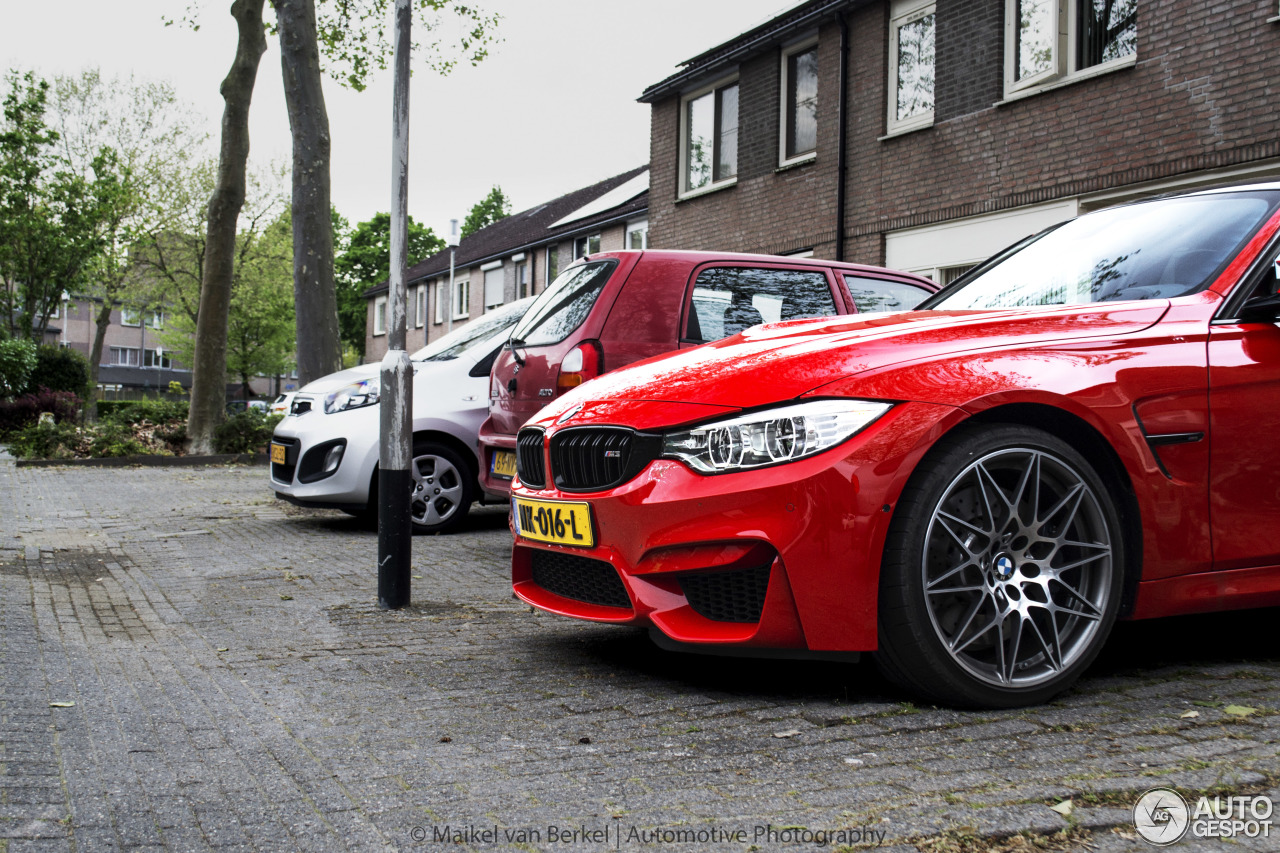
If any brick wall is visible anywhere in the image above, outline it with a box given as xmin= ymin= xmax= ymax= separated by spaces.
xmin=650 ymin=0 xmax=1280 ymax=266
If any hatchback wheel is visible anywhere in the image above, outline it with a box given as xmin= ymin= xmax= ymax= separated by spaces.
xmin=408 ymin=441 xmax=474 ymax=534
xmin=877 ymin=424 xmax=1124 ymax=708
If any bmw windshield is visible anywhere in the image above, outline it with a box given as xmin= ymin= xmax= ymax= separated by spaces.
xmin=925 ymin=190 xmax=1280 ymax=310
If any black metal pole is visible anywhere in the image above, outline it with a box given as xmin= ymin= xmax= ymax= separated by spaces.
xmin=378 ymin=0 xmax=413 ymax=610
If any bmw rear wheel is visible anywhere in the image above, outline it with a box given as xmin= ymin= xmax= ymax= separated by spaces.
xmin=877 ymin=424 xmax=1124 ymax=708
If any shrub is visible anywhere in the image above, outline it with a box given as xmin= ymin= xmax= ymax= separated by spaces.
xmin=0 ymin=388 xmax=81 ymax=437
xmin=0 ymin=339 xmax=38 ymax=399
xmin=7 ymin=420 xmax=81 ymax=459
xmin=101 ymin=399 xmax=189 ymax=426
xmin=213 ymin=410 xmax=283 ymax=455
xmin=85 ymin=420 xmax=151 ymax=458
xmin=25 ymin=345 xmax=90 ymax=397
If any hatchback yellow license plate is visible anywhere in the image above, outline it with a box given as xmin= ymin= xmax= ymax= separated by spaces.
xmin=491 ymin=450 xmax=517 ymax=479
xmin=512 ymin=497 xmax=595 ymax=548
xmin=270 ymin=442 xmax=287 ymax=465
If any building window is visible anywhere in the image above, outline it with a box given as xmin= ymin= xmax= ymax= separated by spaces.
xmin=148 ymin=310 xmax=164 ymax=330
xmin=144 ymin=348 xmax=172 ymax=369
xmin=573 ymin=234 xmax=601 ymax=259
xmin=415 ymin=285 xmax=426 ymax=327
xmin=434 ymin=280 xmax=445 ymax=325
xmin=483 ymin=264 xmax=505 ymax=309
xmin=546 ymin=245 xmax=559 ymax=286
xmin=1005 ymin=0 xmax=1136 ymax=95
xmin=627 ymin=220 xmax=649 ymax=250
xmin=888 ymin=0 xmax=935 ymax=133
xmin=454 ymin=279 xmax=470 ymax=320
xmin=109 ymin=346 xmax=140 ymax=366
xmin=680 ymin=76 xmax=739 ymax=196
xmin=373 ymin=295 xmax=387 ymax=336
xmin=515 ymin=260 xmax=529 ymax=299
xmin=121 ymin=307 xmax=141 ymax=327
xmin=781 ymin=40 xmax=818 ymax=163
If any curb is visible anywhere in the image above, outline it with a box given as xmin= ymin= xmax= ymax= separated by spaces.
xmin=14 ymin=453 xmax=269 ymax=469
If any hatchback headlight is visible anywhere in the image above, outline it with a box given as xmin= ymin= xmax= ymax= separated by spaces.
xmin=324 ymin=377 xmax=380 ymax=414
xmin=662 ymin=399 xmax=892 ymax=474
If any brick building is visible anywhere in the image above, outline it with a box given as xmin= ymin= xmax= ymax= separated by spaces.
xmin=364 ymin=167 xmax=649 ymax=362
xmin=640 ymin=0 xmax=1280 ymax=280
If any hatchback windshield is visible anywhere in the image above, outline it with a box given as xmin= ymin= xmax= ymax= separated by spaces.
xmin=410 ymin=297 xmax=532 ymax=362
xmin=508 ymin=260 xmax=616 ymax=347
xmin=929 ymin=190 xmax=1280 ymax=310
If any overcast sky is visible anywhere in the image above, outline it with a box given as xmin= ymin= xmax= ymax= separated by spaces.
xmin=1 ymin=0 xmax=794 ymax=239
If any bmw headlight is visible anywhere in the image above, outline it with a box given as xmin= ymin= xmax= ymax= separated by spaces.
xmin=662 ymin=399 xmax=892 ymax=474
xmin=323 ymin=377 xmax=380 ymax=414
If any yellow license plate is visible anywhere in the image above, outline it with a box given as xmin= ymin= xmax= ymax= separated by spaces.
xmin=512 ymin=497 xmax=595 ymax=548
xmin=491 ymin=450 xmax=517 ymax=479
xmin=270 ymin=442 xmax=287 ymax=465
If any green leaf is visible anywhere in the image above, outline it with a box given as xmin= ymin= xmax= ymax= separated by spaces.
xmin=1223 ymin=705 xmax=1258 ymax=717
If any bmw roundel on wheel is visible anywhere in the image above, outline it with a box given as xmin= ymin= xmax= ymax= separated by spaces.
xmin=510 ymin=184 xmax=1280 ymax=708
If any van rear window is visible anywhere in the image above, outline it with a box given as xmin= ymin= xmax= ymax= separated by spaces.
xmin=509 ymin=261 xmax=616 ymax=347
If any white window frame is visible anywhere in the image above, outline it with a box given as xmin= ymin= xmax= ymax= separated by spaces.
xmin=627 ymin=219 xmax=649 ymax=251
xmin=109 ymin=346 xmax=140 ymax=366
xmin=149 ymin=310 xmax=164 ymax=330
xmin=453 ymin=279 xmax=470 ymax=320
xmin=779 ymin=37 xmax=820 ymax=166
xmin=434 ymin=280 xmax=445 ymax=325
xmin=144 ymin=348 xmax=172 ymax=369
xmin=414 ymin=285 xmax=426 ymax=328
xmin=482 ymin=261 xmax=505 ymax=310
xmin=1003 ymin=0 xmax=1137 ymax=99
xmin=678 ymin=73 xmax=740 ymax=199
xmin=887 ymin=0 xmax=936 ymax=135
xmin=373 ymin=295 xmax=387 ymax=336
xmin=573 ymin=234 xmax=601 ymax=259
xmin=121 ymin=307 xmax=141 ymax=327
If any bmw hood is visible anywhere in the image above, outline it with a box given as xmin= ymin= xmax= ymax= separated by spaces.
xmin=533 ymin=301 xmax=1170 ymax=424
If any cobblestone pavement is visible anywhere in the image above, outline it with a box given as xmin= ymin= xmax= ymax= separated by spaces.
xmin=2 ymin=454 xmax=1280 ymax=852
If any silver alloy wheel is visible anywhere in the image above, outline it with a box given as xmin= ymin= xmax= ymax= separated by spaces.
xmin=921 ymin=446 xmax=1113 ymax=689
xmin=409 ymin=452 xmax=465 ymax=528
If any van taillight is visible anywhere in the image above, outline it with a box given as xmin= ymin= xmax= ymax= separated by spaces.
xmin=557 ymin=342 xmax=601 ymax=395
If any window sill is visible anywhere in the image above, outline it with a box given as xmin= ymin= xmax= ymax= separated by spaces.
xmin=995 ymin=55 xmax=1137 ymax=106
xmin=775 ymin=153 xmax=816 ymax=173
xmin=1269 ymin=14 xmax=1280 ymax=22
xmin=452 ymin=314 xmax=470 ymax=322
xmin=677 ymin=178 xmax=737 ymax=203
xmin=372 ymin=331 xmax=386 ymax=337
xmin=878 ymin=121 xmax=934 ymax=142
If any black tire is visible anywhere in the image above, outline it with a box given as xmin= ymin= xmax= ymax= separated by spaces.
xmin=876 ymin=423 xmax=1124 ymax=708
xmin=407 ymin=440 xmax=474 ymax=534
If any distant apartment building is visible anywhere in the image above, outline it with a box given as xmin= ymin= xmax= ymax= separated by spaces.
xmin=364 ymin=167 xmax=649 ymax=361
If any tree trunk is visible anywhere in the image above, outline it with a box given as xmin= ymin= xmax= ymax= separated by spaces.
xmin=85 ymin=298 xmax=113 ymax=422
xmin=187 ymin=0 xmax=267 ymax=455
xmin=274 ymin=0 xmax=342 ymax=386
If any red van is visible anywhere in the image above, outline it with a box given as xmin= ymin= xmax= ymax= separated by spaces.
xmin=477 ymin=249 xmax=936 ymax=496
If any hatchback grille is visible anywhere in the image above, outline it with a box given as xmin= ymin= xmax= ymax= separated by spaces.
xmin=531 ymin=549 xmax=630 ymax=609
xmin=550 ymin=427 xmax=643 ymax=492
xmin=271 ymin=437 xmax=300 ymax=484
xmin=680 ymin=564 xmax=772 ymax=623
xmin=516 ymin=428 xmax=546 ymax=488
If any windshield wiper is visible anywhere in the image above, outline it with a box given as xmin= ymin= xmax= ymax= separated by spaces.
xmin=507 ymin=335 xmax=526 ymax=366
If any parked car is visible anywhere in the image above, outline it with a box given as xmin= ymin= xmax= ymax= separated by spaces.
xmin=509 ymin=183 xmax=1280 ymax=708
xmin=270 ymin=298 xmax=534 ymax=533
xmin=478 ymin=250 xmax=935 ymax=498
xmin=269 ymin=392 xmax=295 ymax=416
xmin=227 ymin=399 xmax=270 ymax=414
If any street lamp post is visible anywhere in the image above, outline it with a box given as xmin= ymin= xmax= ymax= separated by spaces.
xmin=377 ymin=0 xmax=413 ymax=610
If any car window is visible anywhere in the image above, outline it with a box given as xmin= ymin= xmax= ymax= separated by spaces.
xmin=930 ymin=191 xmax=1280 ymax=310
xmin=411 ymin=297 xmax=532 ymax=362
xmin=843 ymin=276 xmax=932 ymax=313
xmin=685 ymin=267 xmax=835 ymax=342
xmin=509 ymin=260 xmax=617 ymax=347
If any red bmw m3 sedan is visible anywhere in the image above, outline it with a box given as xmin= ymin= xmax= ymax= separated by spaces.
xmin=509 ymin=184 xmax=1280 ymax=707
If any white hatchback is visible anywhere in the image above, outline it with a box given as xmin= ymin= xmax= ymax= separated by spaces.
xmin=269 ymin=298 xmax=533 ymax=533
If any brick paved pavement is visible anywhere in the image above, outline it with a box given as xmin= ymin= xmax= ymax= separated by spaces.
xmin=2 ymin=453 xmax=1279 ymax=851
